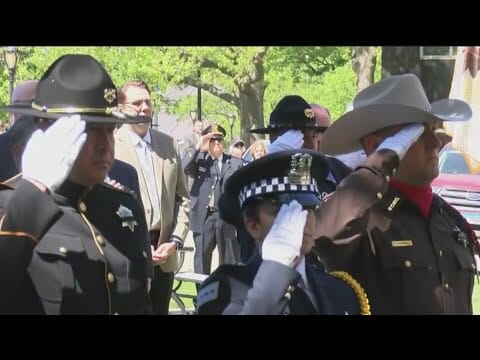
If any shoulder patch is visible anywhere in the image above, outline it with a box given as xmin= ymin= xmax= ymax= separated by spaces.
xmin=197 ymin=281 xmax=220 ymax=308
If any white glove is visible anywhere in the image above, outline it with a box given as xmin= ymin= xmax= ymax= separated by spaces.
xmin=267 ymin=130 xmax=304 ymax=154
xmin=377 ymin=123 xmax=425 ymax=160
xmin=261 ymin=200 xmax=307 ymax=267
xmin=22 ymin=115 xmax=87 ymax=193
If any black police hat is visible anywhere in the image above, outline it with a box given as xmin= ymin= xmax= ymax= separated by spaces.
xmin=1 ymin=54 xmax=148 ymax=124
xmin=202 ymin=124 xmax=226 ymax=139
xmin=219 ymin=149 xmax=329 ymax=225
xmin=250 ymin=95 xmax=318 ymax=134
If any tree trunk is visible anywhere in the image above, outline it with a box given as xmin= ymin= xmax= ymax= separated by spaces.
xmin=239 ymin=81 xmax=264 ymax=147
xmin=237 ymin=47 xmax=267 ymax=147
xmin=351 ymin=47 xmax=377 ymax=92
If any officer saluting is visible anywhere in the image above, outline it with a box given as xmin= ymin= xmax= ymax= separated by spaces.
xmin=197 ymin=149 xmax=369 ymax=315
xmin=0 ymin=54 xmax=153 ymax=314
xmin=184 ymin=124 xmax=243 ymax=276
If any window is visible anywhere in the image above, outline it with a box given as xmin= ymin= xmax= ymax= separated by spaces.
xmin=420 ymin=46 xmax=457 ymax=60
xmin=439 ymin=150 xmax=470 ymax=175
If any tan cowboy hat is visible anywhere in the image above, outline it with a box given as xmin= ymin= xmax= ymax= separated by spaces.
xmin=320 ymin=74 xmax=472 ymax=155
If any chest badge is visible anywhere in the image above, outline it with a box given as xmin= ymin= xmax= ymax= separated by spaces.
xmin=116 ymin=204 xmax=138 ymax=232
xmin=453 ymin=225 xmax=469 ymax=247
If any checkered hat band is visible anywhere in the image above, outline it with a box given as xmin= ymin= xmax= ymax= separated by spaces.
xmin=238 ymin=176 xmax=319 ymax=206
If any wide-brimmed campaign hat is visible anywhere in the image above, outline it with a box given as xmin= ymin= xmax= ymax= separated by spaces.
xmin=0 ymin=54 xmax=149 ymax=124
xmin=250 ymin=95 xmax=324 ymax=134
xmin=321 ymin=73 xmax=472 ymax=155
xmin=218 ymin=149 xmax=329 ymax=226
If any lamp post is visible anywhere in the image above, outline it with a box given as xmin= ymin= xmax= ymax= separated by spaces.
xmin=228 ymin=113 xmax=235 ymax=140
xmin=3 ymin=47 xmax=18 ymax=104
xmin=196 ymin=69 xmax=202 ymax=121
xmin=189 ymin=108 xmax=198 ymax=122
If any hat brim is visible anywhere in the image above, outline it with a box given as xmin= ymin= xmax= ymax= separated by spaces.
xmin=321 ymin=100 xmax=471 ymax=155
xmin=249 ymin=124 xmax=321 ymax=134
xmin=1 ymin=104 xmax=151 ymax=124
xmin=218 ymin=191 xmax=321 ymax=227
xmin=275 ymin=192 xmax=321 ymax=207
xmin=210 ymin=133 xmax=225 ymax=140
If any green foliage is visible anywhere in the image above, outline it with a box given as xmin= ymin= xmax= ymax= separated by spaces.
xmin=264 ymin=47 xmax=358 ymax=124
xmin=1 ymin=46 xmax=381 ymax=133
xmin=266 ymin=47 xmax=350 ymax=81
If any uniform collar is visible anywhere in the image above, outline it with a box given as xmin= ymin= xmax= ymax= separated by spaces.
xmin=55 ymin=180 xmax=89 ymax=207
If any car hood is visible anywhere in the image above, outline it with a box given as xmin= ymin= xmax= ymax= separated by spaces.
xmin=432 ymin=173 xmax=480 ymax=191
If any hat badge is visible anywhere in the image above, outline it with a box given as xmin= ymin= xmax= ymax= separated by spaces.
xmin=304 ymin=108 xmax=315 ymax=119
xmin=288 ymin=153 xmax=312 ymax=185
xmin=104 ymin=88 xmax=116 ymax=104
xmin=211 ymin=124 xmax=219 ymax=133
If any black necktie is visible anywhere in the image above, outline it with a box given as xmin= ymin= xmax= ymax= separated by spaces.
xmin=289 ymin=287 xmax=317 ymax=315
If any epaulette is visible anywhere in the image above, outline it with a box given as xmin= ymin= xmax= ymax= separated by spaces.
xmin=438 ymin=195 xmax=480 ymax=254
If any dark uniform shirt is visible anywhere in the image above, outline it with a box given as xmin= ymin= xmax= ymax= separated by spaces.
xmin=197 ymin=251 xmax=363 ymax=315
xmin=0 ymin=179 xmax=153 ymax=314
xmin=314 ymin=149 xmax=476 ymax=314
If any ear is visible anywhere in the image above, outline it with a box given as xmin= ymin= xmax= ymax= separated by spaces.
xmin=244 ymin=217 xmax=262 ymax=243
xmin=361 ymin=133 xmax=380 ymax=155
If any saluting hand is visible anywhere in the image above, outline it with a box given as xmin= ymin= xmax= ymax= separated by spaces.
xmin=196 ymin=134 xmax=212 ymax=152
xmin=267 ymin=130 xmax=304 ymax=154
xmin=22 ymin=115 xmax=87 ymax=193
xmin=261 ymin=200 xmax=307 ymax=267
xmin=377 ymin=123 xmax=425 ymax=160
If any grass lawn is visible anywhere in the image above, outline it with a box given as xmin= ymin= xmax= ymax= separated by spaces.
xmin=169 ymin=278 xmax=480 ymax=314
xmin=169 ymin=280 xmax=197 ymax=312
xmin=473 ymin=281 xmax=480 ymax=314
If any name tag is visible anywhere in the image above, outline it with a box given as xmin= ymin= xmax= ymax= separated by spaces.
xmin=391 ymin=240 xmax=413 ymax=247
xmin=199 ymin=167 xmax=207 ymax=172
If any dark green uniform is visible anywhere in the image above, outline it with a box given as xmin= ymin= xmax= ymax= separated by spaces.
xmin=0 ymin=178 xmax=153 ymax=314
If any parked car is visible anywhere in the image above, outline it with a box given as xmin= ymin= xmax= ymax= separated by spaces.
xmin=431 ymin=143 xmax=480 ymax=238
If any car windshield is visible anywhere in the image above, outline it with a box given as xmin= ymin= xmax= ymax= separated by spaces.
xmin=439 ymin=150 xmax=470 ymax=175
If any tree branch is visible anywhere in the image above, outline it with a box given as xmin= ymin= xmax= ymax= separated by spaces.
xmin=183 ymin=76 xmax=240 ymax=107
xmin=201 ymin=58 xmax=237 ymax=78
